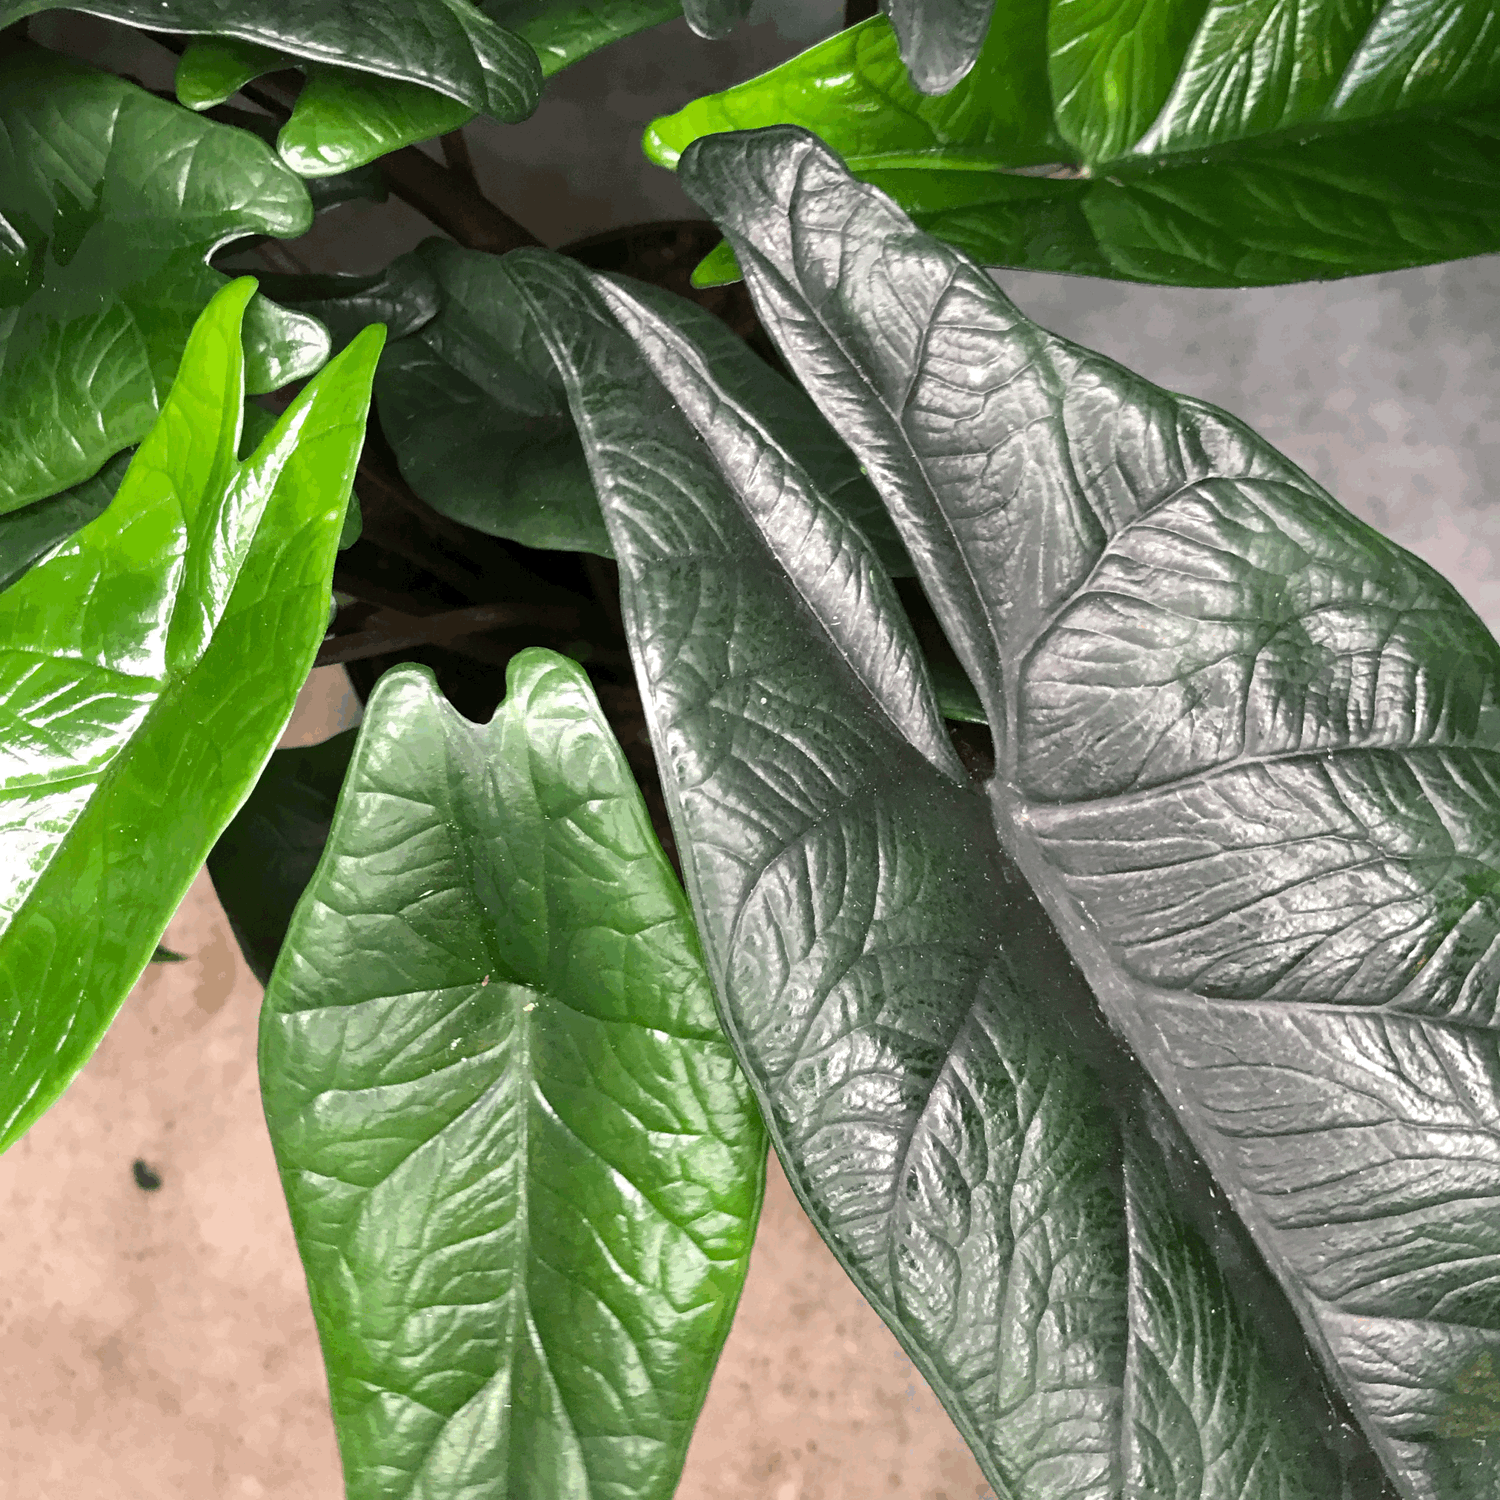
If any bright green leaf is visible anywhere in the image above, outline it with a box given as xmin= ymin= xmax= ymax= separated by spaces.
xmin=260 ymin=648 xmax=766 ymax=1500
xmin=0 ymin=43 xmax=330 ymax=511
xmin=684 ymin=123 xmax=1500 ymax=1499
xmin=647 ymin=5 xmax=1500 ymax=286
xmin=0 ymin=276 xmax=382 ymax=1154
xmin=0 ymin=404 xmax=359 ymax=599
xmin=502 ymin=244 xmax=1368 ymax=1499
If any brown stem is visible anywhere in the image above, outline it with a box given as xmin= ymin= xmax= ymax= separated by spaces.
xmin=380 ymin=146 xmax=543 ymax=254
xmin=317 ymin=601 xmax=582 ymax=668
xmin=440 ymin=128 xmax=477 ymax=186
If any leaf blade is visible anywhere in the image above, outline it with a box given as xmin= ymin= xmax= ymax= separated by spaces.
xmin=260 ymin=649 xmax=766 ymax=1500
xmin=0 ymin=278 xmax=380 ymax=1152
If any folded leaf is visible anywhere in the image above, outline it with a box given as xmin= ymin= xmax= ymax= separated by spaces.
xmin=0 ymin=277 xmax=381 ymax=1154
xmin=647 ymin=8 xmax=1500 ymax=287
xmin=0 ymin=43 xmax=330 ymax=510
xmin=251 ymin=261 xmax=442 ymax=357
xmin=683 ymin=124 xmax=1500 ymax=1499
xmin=206 ymin=726 xmax=359 ymax=987
xmin=260 ymin=648 xmax=766 ymax=1500
xmin=503 ymin=245 xmax=1377 ymax=1500
xmin=3 ymin=0 xmax=542 ymax=175
xmin=374 ymin=237 xmax=911 ymax=571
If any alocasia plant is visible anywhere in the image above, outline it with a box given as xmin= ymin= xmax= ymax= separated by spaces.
xmin=5 ymin=1 xmax=1500 ymax=1497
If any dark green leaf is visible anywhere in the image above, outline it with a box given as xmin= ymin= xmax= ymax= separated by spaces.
xmin=206 ymin=727 xmax=358 ymax=987
xmin=685 ymin=123 xmax=1500 ymax=1499
xmin=251 ymin=260 xmax=442 ymax=357
xmin=0 ymin=448 xmax=133 ymax=596
xmin=490 ymin=0 xmax=682 ymax=77
xmin=149 ymin=945 xmax=187 ymax=963
xmin=375 ymin=237 xmax=910 ymax=571
xmin=503 ymin=245 xmax=1369 ymax=1499
xmin=201 ymin=103 xmax=389 ymax=213
xmin=0 ymin=277 xmax=381 ymax=1154
xmin=2 ymin=0 xmax=542 ymax=175
xmin=0 ymin=43 xmax=329 ymax=511
xmin=260 ymin=648 xmax=766 ymax=1500
xmin=647 ymin=6 xmax=1500 ymax=286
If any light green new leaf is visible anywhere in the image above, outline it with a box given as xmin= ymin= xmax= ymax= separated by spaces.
xmin=0 ymin=405 xmax=360 ymax=600
xmin=2 ymin=0 xmax=541 ymax=177
xmin=0 ymin=277 xmax=381 ymax=1154
xmin=648 ymin=6 xmax=1500 ymax=287
xmin=0 ymin=43 xmax=329 ymax=511
xmin=260 ymin=648 xmax=766 ymax=1500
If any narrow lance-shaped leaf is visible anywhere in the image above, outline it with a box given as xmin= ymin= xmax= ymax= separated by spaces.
xmin=647 ymin=8 xmax=1500 ymax=288
xmin=260 ymin=648 xmax=766 ymax=1500
xmin=504 ymin=245 xmax=1375 ymax=1500
xmin=684 ymin=124 xmax=1500 ymax=1499
xmin=0 ymin=277 xmax=381 ymax=1154
xmin=4 ymin=0 xmax=542 ymax=177
xmin=0 ymin=42 xmax=332 ymax=510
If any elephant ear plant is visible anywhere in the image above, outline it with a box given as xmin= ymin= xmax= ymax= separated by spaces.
xmin=4 ymin=2 xmax=1500 ymax=1498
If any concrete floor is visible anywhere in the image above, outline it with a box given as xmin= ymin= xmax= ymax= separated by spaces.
xmin=7 ymin=5 xmax=1500 ymax=1498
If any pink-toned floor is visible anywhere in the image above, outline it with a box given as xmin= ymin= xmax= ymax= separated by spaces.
xmin=0 ymin=666 xmax=993 ymax=1500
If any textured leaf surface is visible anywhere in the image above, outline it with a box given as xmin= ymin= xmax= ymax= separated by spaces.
xmin=0 ymin=278 xmax=380 ymax=1153
xmin=886 ymin=0 xmax=1000 ymax=94
xmin=252 ymin=262 xmax=442 ymax=358
xmin=684 ymin=124 xmax=1500 ymax=1499
xmin=374 ymin=237 xmax=909 ymax=570
xmin=647 ymin=7 xmax=1500 ymax=286
xmin=206 ymin=726 xmax=358 ymax=987
xmin=0 ymin=43 xmax=330 ymax=510
xmin=260 ymin=649 xmax=766 ymax=1500
xmin=3 ymin=0 xmax=542 ymax=170
xmin=503 ymin=245 xmax=1376 ymax=1500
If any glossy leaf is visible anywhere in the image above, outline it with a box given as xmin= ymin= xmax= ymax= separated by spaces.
xmin=646 ymin=8 xmax=1500 ymax=287
xmin=206 ymin=727 xmax=358 ymax=987
xmin=251 ymin=261 xmax=442 ymax=358
xmin=683 ymin=124 xmax=1500 ymax=1499
xmin=374 ymin=237 xmax=910 ymax=571
xmin=0 ymin=405 xmax=359 ymax=598
xmin=200 ymin=101 xmax=392 ymax=212
xmin=3 ymin=0 xmax=541 ymax=176
xmin=0 ymin=277 xmax=381 ymax=1154
xmin=0 ymin=43 xmax=330 ymax=511
xmin=503 ymin=0 xmax=682 ymax=77
xmin=503 ymin=245 xmax=1375 ymax=1499
xmin=260 ymin=648 xmax=766 ymax=1500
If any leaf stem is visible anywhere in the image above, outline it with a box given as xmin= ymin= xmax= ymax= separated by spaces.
xmin=380 ymin=146 xmax=543 ymax=253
